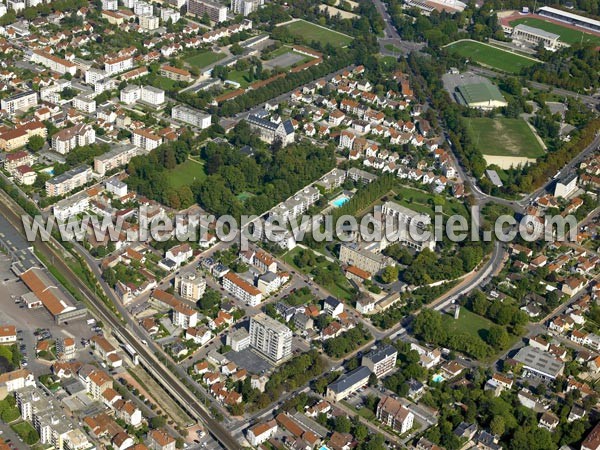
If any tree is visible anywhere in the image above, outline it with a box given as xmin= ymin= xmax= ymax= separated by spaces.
xmin=27 ymin=135 xmax=45 ymax=152
xmin=334 ymin=416 xmax=352 ymax=433
xmin=380 ymin=265 xmax=399 ymax=284
xmin=490 ymin=415 xmax=505 ymax=436
xmin=150 ymin=416 xmax=166 ymax=429
xmin=486 ymin=325 xmax=509 ymax=349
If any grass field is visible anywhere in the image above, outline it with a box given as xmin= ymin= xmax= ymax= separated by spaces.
xmin=509 ymin=17 xmax=600 ymax=45
xmin=185 ymin=51 xmax=226 ymax=68
xmin=281 ymin=19 xmax=353 ymax=48
xmin=446 ymin=40 xmax=539 ymax=74
xmin=226 ymin=70 xmax=252 ymax=88
xmin=166 ymin=158 xmax=206 ymax=189
xmin=392 ymin=185 xmax=469 ymax=217
xmin=152 ymin=76 xmax=180 ymax=90
xmin=283 ymin=247 xmax=354 ymax=301
xmin=464 ymin=117 xmax=545 ymax=158
xmin=446 ymin=309 xmax=496 ymax=342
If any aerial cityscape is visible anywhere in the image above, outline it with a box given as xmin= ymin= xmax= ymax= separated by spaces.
xmin=0 ymin=0 xmax=598 ymax=448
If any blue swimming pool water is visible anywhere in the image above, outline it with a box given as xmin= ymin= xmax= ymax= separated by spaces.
xmin=332 ymin=196 xmax=349 ymax=208
xmin=432 ymin=374 xmax=444 ymax=383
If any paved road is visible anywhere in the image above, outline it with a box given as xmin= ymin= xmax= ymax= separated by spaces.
xmin=0 ymin=192 xmax=238 ymax=450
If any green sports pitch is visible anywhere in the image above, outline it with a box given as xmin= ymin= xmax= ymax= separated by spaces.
xmin=509 ymin=17 xmax=600 ymax=45
xmin=464 ymin=117 xmax=545 ymax=158
xmin=281 ymin=20 xmax=353 ymax=48
xmin=446 ymin=40 xmax=539 ymax=74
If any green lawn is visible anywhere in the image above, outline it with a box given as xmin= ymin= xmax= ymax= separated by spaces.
xmin=446 ymin=40 xmax=539 ymax=74
xmin=509 ymin=17 xmax=600 ymax=45
xmin=281 ymin=19 xmax=353 ymax=48
xmin=446 ymin=309 xmax=496 ymax=342
xmin=283 ymin=247 xmax=355 ymax=301
xmin=11 ymin=421 xmax=39 ymax=445
xmin=226 ymin=70 xmax=252 ymax=88
xmin=185 ymin=51 xmax=226 ymax=68
xmin=152 ymin=76 xmax=180 ymax=90
xmin=165 ymin=158 xmax=206 ymax=189
xmin=464 ymin=117 xmax=545 ymax=158
xmin=391 ymin=185 xmax=469 ymax=217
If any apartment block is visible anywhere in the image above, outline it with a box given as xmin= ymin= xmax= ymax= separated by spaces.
xmin=362 ymin=345 xmax=397 ymax=378
xmin=94 ymin=144 xmax=139 ymax=176
xmin=131 ymin=128 xmax=162 ymax=151
xmin=104 ymin=55 xmax=134 ymax=75
xmin=171 ymin=105 xmax=211 ymax=129
xmin=222 ymin=272 xmax=263 ymax=306
xmin=31 ymin=50 xmax=77 ymax=75
xmin=1 ymin=90 xmax=37 ymax=115
xmin=46 ymin=165 xmax=93 ymax=197
xmin=51 ymin=124 xmax=95 ymax=155
xmin=72 ymin=94 xmax=96 ymax=113
xmin=174 ymin=271 xmax=206 ymax=301
xmin=159 ymin=65 xmax=192 ymax=82
xmin=187 ymin=0 xmax=227 ymax=23
xmin=249 ymin=313 xmax=292 ymax=363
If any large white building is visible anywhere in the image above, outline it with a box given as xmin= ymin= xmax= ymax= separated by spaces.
xmin=72 ymin=94 xmax=96 ymax=113
xmin=51 ymin=124 xmax=95 ymax=155
xmin=94 ymin=144 xmax=139 ymax=176
xmin=104 ymin=56 xmax=134 ymax=76
xmin=187 ymin=0 xmax=227 ymax=22
xmin=231 ymin=0 xmax=263 ymax=16
xmin=174 ymin=271 xmax=206 ymax=301
xmin=511 ymin=24 xmax=563 ymax=51
xmin=223 ymin=272 xmax=263 ymax=306
xmin=376 ymin=396 xmax=414 ymax=435
xmin=131 ymin=128 xmax=162 ymax=151
xmin=380 ymin=200 xmax=435 ymax=251
xmin=362 ymin=345 xmax=398 ymax=378
xmin=171 ymin=105 xmax=211 ymax=129
xmin=249 ymin=313 xmax=292 ymax=363
xmin=1 ymin=91 xmax=37 ymax=116
xmin=31 ymin=50 xmax=77 ymax=75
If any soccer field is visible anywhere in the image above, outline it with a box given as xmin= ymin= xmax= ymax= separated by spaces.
xmin=464 ymin=117 xmax=545 ymax=158
xmin=446 ymin=40 xmax=539 ymax=74
xmin=281 ymin=20 xmax=353 ymax=48
xmin=185 ymin=51 xmax=226 ymax=68
xmin=509 ymin=17 xmax=600 ymax=45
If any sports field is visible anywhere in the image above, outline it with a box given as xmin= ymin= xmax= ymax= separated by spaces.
xmin=281 ymin=19 xmax=353 ymax=48
xmin=509 ymin=17 xmax=600 ymax=45
xmin=464 ymin=117 xmax=545 ymax=158
xmin=185 ymin=51 xmax=226 ymax=68
xmin=446 ymin=40 xmax=539 ymax=74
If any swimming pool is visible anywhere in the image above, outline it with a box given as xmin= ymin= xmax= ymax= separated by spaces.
xmin=432 ymin=374 xmax=444 ymax=383
xmin=332 ymin=196 xmax=350 ymax=208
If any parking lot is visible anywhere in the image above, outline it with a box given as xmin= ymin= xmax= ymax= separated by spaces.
xmin=0 ymin=257 xmax=96 ymax=376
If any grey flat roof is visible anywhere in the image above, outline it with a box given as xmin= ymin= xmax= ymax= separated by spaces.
xmin=514 ymin=23 xmax=560 ymax=40
xmin=513 ymin=346 xmax=564 ymax=378
xmin=364 ymin=345 xmax=397 ymax=365
xmin=328 ymin=366 xmax=371 ymax=394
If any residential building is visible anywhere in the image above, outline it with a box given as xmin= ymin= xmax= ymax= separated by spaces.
xmin=131 ymin=128 xmax=162 ymax=151
xmin=120 ymin=85 xmax=141 ymax=104
xmin=72 ymin=94 xmax=96 ymax=113
xmin=46 ymin=165 xmax=93 ymax=197
xmin=139 ymin=15 xmax=160 ymax=31
xmin=174 ymin=271 xmax=206 ymax=301
xmin=187 ymin=0 xmax=227 ymax=22
xmin=14 ymin=166 xmax=36 ymax=185
xmin=31 ymin=50 xmax=77 ymax=75
xmin=4 ymin=151 xmax=35 ymax=173
xmin=582 ymin=421 xmax=600 ymax=450
xmin=140 ymin=85 xmax=165 ymax=105
xmin=323 ymin=297 xmax=344 ymax=318
xmin=56 ymin=337 xmax=76 ymax=360
xmin=381 ymin=201 xmax=435 ymax=251
xmin=223 ymin=272 xmax=263 ymax=306
xmin=0 ymin=121 xmax=47 ymax=151
xmin=554 ymin=174 xmax=578 ymax=198
xmin=172 ymin=303 xmax=198 ymax=329
xmin=326 ymin=366 xmax=371 ymax=401
xmin=246 ymin=420 xmax=277 ymax=447
xmin=104 ymin=56 xmax=134 ymax=75
xmin=231 ymin=0 xmax=262 ymax=15
xmin=171 ymin=105 xmax=211 ymax=129
xmin=0 ymin=369 xmax=35 ymax=399
xmin=270 ymin=186 xmax=320 ymax=221
xmin=376 ymin=396 xmax=414 ymax=434
xmin=84 ymin=369 xmax=112 ymax=400
xmin=339 ymin=243 xmax=395 ymax=275
xmin=94 ymin=144 xmax=139 ymax=176
xmin=0 ymin=326 xmax=16 ymax=344
xmin=226 ymin=328 xmax=250 ymax=352
xmin=362 ymin=345 xmax=397 ymax=378
xmin=160 ymin=65 xmax=192 ymax=82
xmin=1 ymin=91 xmax=37 ymax=115
xmin=148 ymin=429 xmax=176 ymax=450
xmin=51 ymin=124 xmax=95 ymax=155
xmin=246 ymin=114 xmax=295 ymax=146
xmin=249 ymin=313 xmax=292 ymax=363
